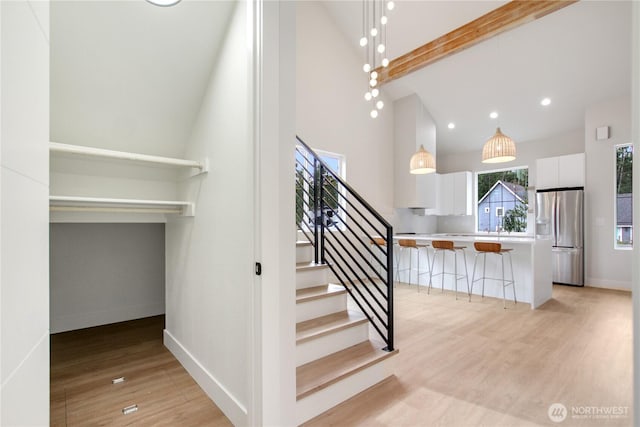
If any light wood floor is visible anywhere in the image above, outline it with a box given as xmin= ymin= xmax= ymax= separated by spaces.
xmin=50 ymin=316 xmax=232 ymax=427
xmin=51 ymin=286 xmax=632 ymax=427
xmin=305 ymin=284 xmax=633 ymax=426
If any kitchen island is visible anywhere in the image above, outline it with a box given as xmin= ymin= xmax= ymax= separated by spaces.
xmin=393 ymin=234 xmax=552 ymax=309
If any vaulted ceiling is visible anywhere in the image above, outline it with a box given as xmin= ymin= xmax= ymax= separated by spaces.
xmin=50 ymin=1 xmax=632 ymax=158
xmin=50 ymin=0 xmax=235 ymax=158
xmin=323 ymin=0 xmax=632 ymax=155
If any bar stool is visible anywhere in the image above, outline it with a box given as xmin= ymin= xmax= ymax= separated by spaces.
xmin=428 ymin=240 xmax=469 ymax=300
xmin=369 ymin=237 xmax=387 ymax=278
xmin=396 ymin=239 xmax=431 ymax=291
xmin=470 ymin=242 xmax=517 ymax=309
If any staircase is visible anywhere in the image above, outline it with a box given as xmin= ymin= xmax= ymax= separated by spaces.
xmin=295 ymin=241 xmax=398 ymax=425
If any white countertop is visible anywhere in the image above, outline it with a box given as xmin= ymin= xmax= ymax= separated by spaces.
xmin=393 ymin=233 xmax=536 ymax=244
xmin=391 ymin=233 xmax=553 ymax=308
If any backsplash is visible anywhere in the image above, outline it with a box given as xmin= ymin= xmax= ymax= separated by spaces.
xmin=392 ymin=208 xmax=438 ymax=234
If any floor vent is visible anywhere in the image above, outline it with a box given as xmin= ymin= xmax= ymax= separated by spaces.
xmin=122 ymin=404 xmax=138 ymax=415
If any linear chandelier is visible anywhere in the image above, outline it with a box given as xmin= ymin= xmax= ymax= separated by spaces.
xmin=360 ymin=0 xmax=394 ymax=118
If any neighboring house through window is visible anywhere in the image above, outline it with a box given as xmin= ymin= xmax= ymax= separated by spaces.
xmin=477 ymin=168 xmax=528 ymax=233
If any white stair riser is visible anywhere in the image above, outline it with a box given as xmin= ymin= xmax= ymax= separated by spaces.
xmin=296 ymin=244 xmax=313 ymax=264
xmin=296 ymin=322 xmax=369 ymax=366
xmin=296 ymin=268 xmax=329 ymax=290
xmin=296 ymin=355 xmax=396 ymax=425
xmin=296 ymin=295 xmax=346 ymax=323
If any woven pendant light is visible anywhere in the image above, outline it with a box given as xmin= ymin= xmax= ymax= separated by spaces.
xmin=482 ymin=127 xmax=516 ymax=163
xmin=409 ymin=145 xmax=436 ymax=174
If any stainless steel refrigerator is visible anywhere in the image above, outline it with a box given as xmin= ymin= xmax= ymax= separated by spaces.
xmin=535 ymin=187 xmax=584 ymax=286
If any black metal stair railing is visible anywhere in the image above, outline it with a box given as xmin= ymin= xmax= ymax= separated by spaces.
xmin=295 ymin=136 xmax=394 ymax=352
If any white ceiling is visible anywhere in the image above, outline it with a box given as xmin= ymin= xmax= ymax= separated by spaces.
xmin=323 ymin=0 xmax=632 ymax=155
xmin=50 ymin=1 xmax=632 ymax=158
xmin=50 ymin=0 xmax=235 ymax=158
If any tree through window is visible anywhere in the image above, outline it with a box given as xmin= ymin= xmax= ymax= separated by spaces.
xmin=615 ymin=144 xmax=633 ymax=248
xmin=295 ymin=147 xmax=346 ymax=230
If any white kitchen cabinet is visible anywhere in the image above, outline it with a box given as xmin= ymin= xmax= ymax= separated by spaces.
xmin=437 ymin=173 xmax=453 ymax=215
xmin=536 ymin=153 xmax=585 ymax=189
xmin=437 ymin=171 xmax=472 ymax=215
xmin=557 ymin=153 xmax=586 ymax=187
xmin=453 ymin=171 xmax=473 ymax=215
xmin=536 ymin=157 xmax=559 ymax=190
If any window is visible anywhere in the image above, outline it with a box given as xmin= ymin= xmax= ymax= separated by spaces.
xmin=615 ymin=144 xmax=633 ymax=249
xmin=295 ymin=147 xmax=346 ymax=230
xmin=477 ymin=167 xmax=528 ymax=233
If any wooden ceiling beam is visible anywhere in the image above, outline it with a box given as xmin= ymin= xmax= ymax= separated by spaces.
xmin=377 ymin=0 xmax=578 ymax=85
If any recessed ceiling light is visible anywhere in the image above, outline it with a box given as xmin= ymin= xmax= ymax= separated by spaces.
xmin=447 ymin=122 xmax=455 ymax=129
xmin=541 ymin=97 xmax=552 ymax=106
xmin=146 ymin=0 xmax=181 ymax=6
xmin=489 ymin=111 xmax=499 ymax=119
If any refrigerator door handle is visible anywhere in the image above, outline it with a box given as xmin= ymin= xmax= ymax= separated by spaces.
xmin=553 ymin=192 xmax=559 ymax=247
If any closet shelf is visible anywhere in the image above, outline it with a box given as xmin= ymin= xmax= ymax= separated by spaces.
xmin=50 ymin=142 xmax=208 ymax=174
xmin=50 ymin=196 xmax=195 ymax=216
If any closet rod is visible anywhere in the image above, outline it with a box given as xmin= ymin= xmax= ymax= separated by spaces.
xmin=49 ymin=196 xmax=195 ymax=216
xmin=50 ymin=142 xmax=207 ymax=171
xmin=50 ymin=206 xmax=182 ymax=214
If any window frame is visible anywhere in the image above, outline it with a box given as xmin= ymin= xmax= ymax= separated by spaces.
xmin=295 ymin=146 xmax=347 ymax=232
xmin=316 ymin=149 xmax=347 ymax=232
xmin=614 ymin=143 xmax=633 ymax=250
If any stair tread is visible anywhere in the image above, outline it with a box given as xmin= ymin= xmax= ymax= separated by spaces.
xmin=296 ymin=261 xmax=329 ymax=271
xmin=296 ymin=340 xmax=398 ymax=400
xmin=296 ymin=310 xmax=367 ymax=344
xmin=296 ymin=284 xmax=346 ymax=303
xmin=296 ymin=240 xmax=313 ymax=247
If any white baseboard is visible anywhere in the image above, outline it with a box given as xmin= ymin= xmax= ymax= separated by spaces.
xmin=163 ymin=329 xmax=247 ymax=426
xmin=585 ymin=277 xmax=632 ymax=291
xmin=50 ymin=302 xmax=165 ymax=333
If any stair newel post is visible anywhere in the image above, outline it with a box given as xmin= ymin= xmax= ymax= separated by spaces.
xmin=385 ymin=226 xmax=395 ymax=352
xmin=312 ymin=158 xmax=321 ymax=265
xmin=319 ymin=164 xmax=326 ymax=265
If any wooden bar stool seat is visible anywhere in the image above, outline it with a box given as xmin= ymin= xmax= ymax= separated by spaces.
xmin=470 ymin=241 xmax=517 ymax=308
xmin=369 ymin=237 xmax=388 ymax=278
xmin=428 ymin=240 xmax=469 ymax=299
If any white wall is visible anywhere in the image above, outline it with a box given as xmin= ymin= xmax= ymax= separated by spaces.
xmin=258 ymin=1 xmax=297 ymax=425
xmin=164 ymin=2 xmax=254 ymax=425
xmin=296 ymin=1 xmax=395 ymax=220
xmin=585 ymin=95 xmax=633 ymax=290
xmin=0 ymin=1 xmax=50 ymax=425
xmin=435 ymin=127 xmax=584 ymax=233
xmin=50 ymin=223 xmax=165 ymax=333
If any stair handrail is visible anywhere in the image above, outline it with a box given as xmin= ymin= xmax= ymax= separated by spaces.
xmin=295 ymin=136 xmax=394 ymax=352
xmin=296 ymin=137 xmax=392 ymax=230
